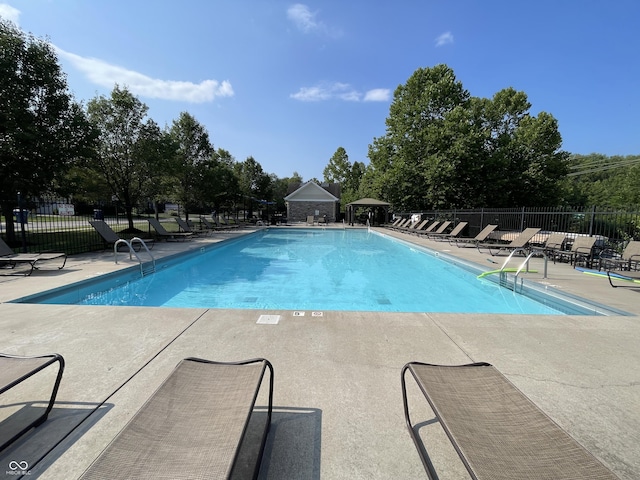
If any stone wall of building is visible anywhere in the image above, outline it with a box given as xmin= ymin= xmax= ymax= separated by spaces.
xmin=287 ymin=201 xmax=337 ymax=223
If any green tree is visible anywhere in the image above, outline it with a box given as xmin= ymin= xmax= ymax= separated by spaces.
xmin=86 ymin=86 xmax=167 ymax=231
xmin=480 ymin=88 xmax=568 ymax=206
xmin=563 ymin=154 xmax=640 ymax=207
xmin=0 ymin=20 xmax=96 ymax=243
xmin=198 ymin=148 xmax=240 ymax=215
xmin=365 ymin=65 xmax=568 ymax=209
xmin=368 ymin=65 xmax=470 ymax=210
xmin=271 ymin=171 xmax=303 ymax=213
xmin=235 ymin=156 xmax=272 ymax=219
xmin=168 ymin=112 xmax=213 ymax=218
xmin=323 ymin=147 xmax=351 ymax=184
xmin=323 ymin=147 xmax=369 ymax=209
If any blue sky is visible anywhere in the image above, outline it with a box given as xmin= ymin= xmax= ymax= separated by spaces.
xmin=2 ymin=1 xmax=639 ymax=181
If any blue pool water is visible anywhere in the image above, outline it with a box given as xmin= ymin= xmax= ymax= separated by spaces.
xmin=16 ymin=229 xmax=612 ymax=314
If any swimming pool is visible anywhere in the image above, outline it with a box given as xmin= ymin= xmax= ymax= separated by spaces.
xmin=13 ymin=229 xmax=620 ymax=315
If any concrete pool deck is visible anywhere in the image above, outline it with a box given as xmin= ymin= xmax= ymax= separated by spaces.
xmin=0 ymin=225 xmax=638 ymax=479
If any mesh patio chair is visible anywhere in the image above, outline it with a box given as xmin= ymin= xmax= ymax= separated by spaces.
xmin=401 ymin=362 xmax=619 ymax=480
xmin=452 ymin=224 xmax=498 ymax=247
xmin=555 ymin=236 xmax=598 ymax=267
xmin=148 ymin=218 xmax=193 ymax=241
xmin=476 ymin=227 xmax=541 ymax=256
xmin=0 ymin=237 xmax=67 ymax=275
xmin=0 ymin=353 xmax=65 ymax=450
xmin=80 ymin=358 xmax=273 ymax=480
xmin=89 ymin=220 xmax=155 ymax=251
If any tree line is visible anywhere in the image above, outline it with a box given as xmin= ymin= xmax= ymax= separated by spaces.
xmin=2 ymin=21 xmax=638 ymax=243
xmin=0 ymin=20 xmax=303 ymax=241
xmin=323 ymin=65 xmax=638 ymax=213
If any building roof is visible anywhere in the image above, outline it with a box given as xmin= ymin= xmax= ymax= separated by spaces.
xmin=284 ymin=181 xmax=340 ymax=202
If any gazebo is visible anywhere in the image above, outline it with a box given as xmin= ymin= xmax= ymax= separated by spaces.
xmin=346 ymin=198 xmax=391 ymax=226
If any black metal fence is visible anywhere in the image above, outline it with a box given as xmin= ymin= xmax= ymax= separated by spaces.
xmin=2 ymin=199 xmax=640 ymax=256
xmin=1 ymin=198 xmax=160 ymax=255
xmin=397 ymin=206 xmax=640 ymax=253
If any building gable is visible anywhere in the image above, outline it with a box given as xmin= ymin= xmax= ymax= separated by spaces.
xmin=284 ymin=181 xmax=340 ymax=202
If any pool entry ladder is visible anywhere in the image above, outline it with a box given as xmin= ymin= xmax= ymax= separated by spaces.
xmin=113 ymin=238 xmax=156 ymax=277
xmin=478 ymin=248 xmax=548 ymax=291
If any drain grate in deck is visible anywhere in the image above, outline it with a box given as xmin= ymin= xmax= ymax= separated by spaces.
xmin=257 ymin=315 xmax=281 ymax=324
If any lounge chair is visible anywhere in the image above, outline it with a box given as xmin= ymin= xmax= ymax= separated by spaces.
xmin=79 ymin=358 xmax=273 ymax=480
xmin=147 ymin=218 xmax=193 ymax=241
xmin=399 ymin=219 xmax=429 ymax=233
xmin=89 ymin=220 xmax=155 ymax=251
xmin=391 ymin=218 xmax=411 ymax=230
xmin=410 ymin=220 xmax=439 ymax=235
xmin=1 ymin=353 xmax=65 ymax=450
xmin=531 ymin=232 xmax=567 ymax=260
xmin=175 ymin=217 xmax=208 ymax=236
xmin=476 ymin=227 xmax=541 ymax=256
xmin=600 ymin=239 xmax=640 ymax=272
xmin=452 ymin=224 xmax=498 ymax=247
xmin=0 ymin=237 xmax=67 ymax=275
xmin=428 ymin=221 xmax=468 ymax=241
xmin=200 ymin=216 xmax=225 ymax=232
xmin=605 ymin=269 xmax=640 ymax=288
xmin=401 ymin=361 xmax=618 ymax=480
xmin=555 ymin=236 xmax=597 ymax=267
xmin=217 ymin=216 xmax=240 ymax=229
xmin=200 ymin=216 xmax=224 ymax=231
xmin=387 ymin=218 xmax=403 ymax=228
xmin=212 ymin=217 xmax=237 ymax=231
xmin=419 ymin=220 xmax=452 ymax=238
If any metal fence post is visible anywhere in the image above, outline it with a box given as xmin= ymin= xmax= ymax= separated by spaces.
xmin=589 ymin=205 xmax=596 ymax=237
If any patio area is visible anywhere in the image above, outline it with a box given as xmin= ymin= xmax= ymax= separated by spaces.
xmin=0 ymin=226 xmax=638 ymax=479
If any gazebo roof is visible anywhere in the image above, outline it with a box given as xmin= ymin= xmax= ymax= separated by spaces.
xmin=346 ymin=197 xmax=390 ymax=207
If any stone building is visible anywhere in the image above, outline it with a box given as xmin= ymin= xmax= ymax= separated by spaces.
xmin=284 ymin=181 xmax=340 ymax=223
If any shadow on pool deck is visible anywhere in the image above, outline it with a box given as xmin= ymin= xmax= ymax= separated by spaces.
xmin=0 ymin=225 xmax=638 ymax=479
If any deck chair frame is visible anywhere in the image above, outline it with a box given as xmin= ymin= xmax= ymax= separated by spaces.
xmin=174 ymin=217 xmax=208 ymax=236
xmin=420 ymin=220 xmax=452 ymax=237
xmin=606 ymin=269 xmax=640 ymax=288
xmin=452 ymin=224 xmax=497 ymax=247
xmin=600 ymin=240 xmax=640 ymax=272
xmin=401 ymin=361 xmax=618 ymax=480
xmin=476 ymin=227 xmax=541 ymax=256
xmin=147 ymin=218 xmax=193 ymax=241
xmin=0 ymin=353 xmax=65 ymax=451
xmin=0 ymin=237 xmax=67 ymax=275
xmin=89 ymin=220 xmax=155 ymax=251
xmin=80 ymin=357 xmax=273 ymax=480
xmin=412 ymin=220 xmax=440 ymax=235
xmin=391 ymin=218 xmax=411 ymax=230
xmin=429 ymin=221 xmax=468 ymax=241
xmin=531 ymin=232 xmax=567 ymax=261
xmin=400 ymin=219 xmax=429 ymax=233
xmin=556 ymin=236 xmax=598 ymax=267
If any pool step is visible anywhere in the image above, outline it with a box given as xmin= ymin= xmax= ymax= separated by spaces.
xmin=141 ymin=262 xmax=156 ymax=277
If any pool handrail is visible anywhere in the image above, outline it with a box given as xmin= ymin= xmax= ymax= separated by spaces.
xmin=114 ymin=238 xmax=155 ymax=276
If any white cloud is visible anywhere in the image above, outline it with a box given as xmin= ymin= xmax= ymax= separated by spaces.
xmin=55 ymin=47 xmax=233 ymax=103
xmin=286 ymin=3 xmax=341 ymax=38
xmin=291 ymin=83 xmax=389 ymax=103
xmin=291 ymin=83 xmax=358 ymax=102
xmin=363 ymin=89 xmax=391 ymax=102
xmin=290 ymin=86 xmax=331 ymax=101
xmin=0 ymin=3 xmax=20 ymax=24
xmin=435 ymin=31 xmax=454 ymax=47
xmin=287 ymin=4 xmax=320 ymax=33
